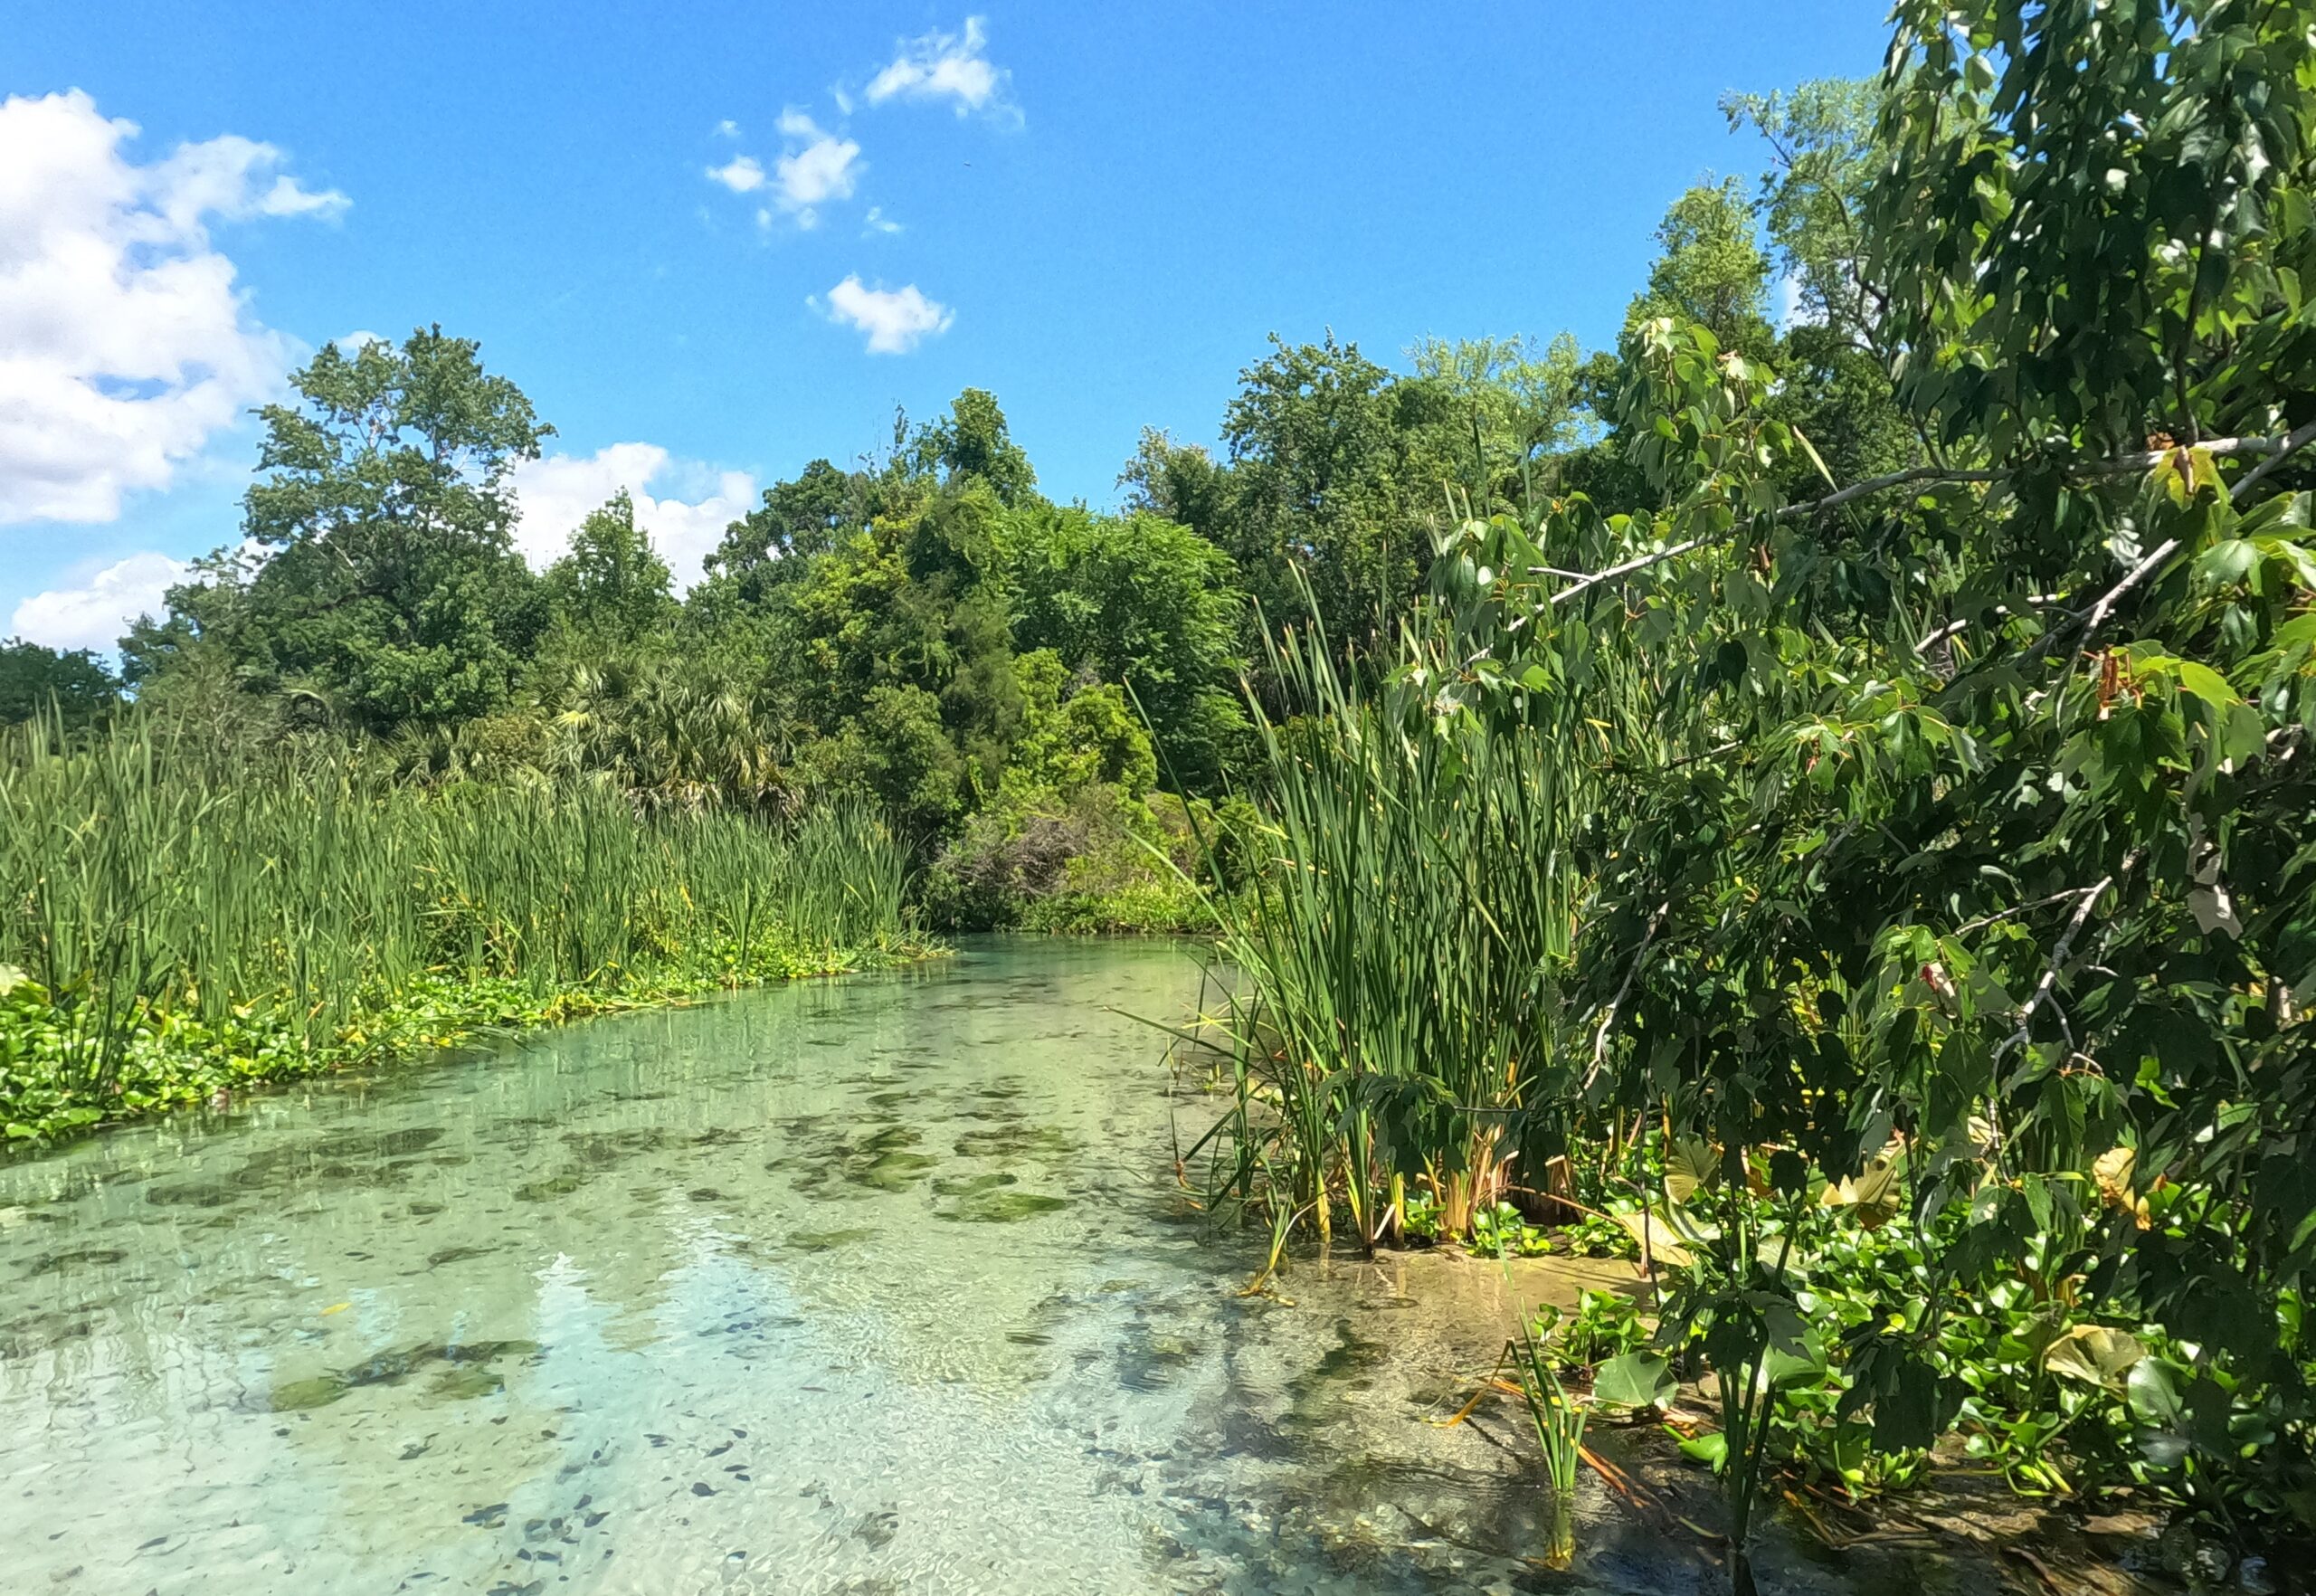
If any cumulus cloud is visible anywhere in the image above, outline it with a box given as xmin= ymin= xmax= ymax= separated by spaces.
xmin=0 ymin=90 xmax=346 ymax=526
xmin=508 ymin=443 xmax=757 ymax=591
xmin=772 ymin=112 xmax=861 ymax=229
xmin=706 ymin=112 xmax=862 ymax=229
xmin=862 ymin=205 xmax=902 ymax=235
xmin=706 ymin=154 xmax=765 ymax=194
xmin=815 ymin=276 xmax=954 ymax=355
xmin=11 ymin=550 xmax=188 ymax=651
xmin=865 ymin=16 xmax=1012 ymax=117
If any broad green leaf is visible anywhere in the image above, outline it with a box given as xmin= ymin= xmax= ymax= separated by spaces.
xmin=2171 ymin=660 xmax=2237 ymax=708
xmin=1593 ymin=1351 xmax=1677 ymax=1411
xmin=1665 ymin=1135 xmax=1718 ymax=1205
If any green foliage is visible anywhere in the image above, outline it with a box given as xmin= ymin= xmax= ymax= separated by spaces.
xmin=1179 ymin=7 xmax=2316 ymax=1586
xmin=199 ymin=328 xmax=551 ymax=729
xmin=1003 ymin=504 xmax=1249 ymax=791
xmin=1723 ymin=78 xmax=1882 ymax=347
xmin=918 ymin=386 xmax=1038 ymax=506
xmin=0 ymin=640 xmax=119 ymax=730
xmin=542 ymin=490 xmax=678 ymax=650
xmin=0 ymin=713 xmax=915 ymax=1143
xmin=707 ymin=457 xmax=878 ymax=598
xmin=1534 ymin=1288 xmax=1652 ymax=1373
xmin=1625 ymin=178 xmax=1776 ymax=356
xmin=1216 ymin=334 xmax=1466 ymax=652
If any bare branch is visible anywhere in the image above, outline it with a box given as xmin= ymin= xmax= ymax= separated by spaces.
xmin=1532 ymin=538 xmax=1709 ymax=606
xmin=1529 ymin=434 xmax=2292 ymax=606
xmin=1583 ymin=899 xmax=1670 ymax=1091
xmin=1954 ymin=882 xmax=2108 ymax=937
xmin=2233 ymin=416 xmax=2316 ymax=499
xmin=1994 ymin=875 xmax=2112 ymax=1064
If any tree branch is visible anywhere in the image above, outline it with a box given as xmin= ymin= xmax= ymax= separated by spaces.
xmin=1533 ymin=539 xmax=1708 ymax=606
xmin=1583 ymin=899 xmax=1669 ymax=1091
xmin=2233 ymin=416 xmax=2316 ymax=499
xmin=1994 ymin=875 xmax=2112 ymax=1064
xmin=1529 ymin=434 xmax=2295 ymax=608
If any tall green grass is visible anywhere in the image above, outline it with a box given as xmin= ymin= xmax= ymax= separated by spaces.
xmin=1187 ymin=599 xmax=1639 ymax=1261
xmin=0 ymin=713 xmax=908 ymax=1107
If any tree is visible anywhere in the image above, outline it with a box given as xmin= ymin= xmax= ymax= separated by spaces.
xmin=1624 ymin=178 xmax=1776 ymax=356
xmin=0 ymin=640 xmax=118 ymax=729
xmin=1409 ymin=332 xmax=1595 ymax=499
xmin=543 ymin=490 xmax=678 ymax=649
xmin=917 ymin=387 xmax=1038 ymax=507
xmin=1411 ymin=5 xmax=2316 ymax=1582
xmin=1003 ymin=504 xmax=1250 ymax=791
xmin=1220 ymin=334 xmax=1462 ymax=651
xmin=1723 ymin=79 xmax=1884 ymax=351
xmin=1119 ymin=428 xmax=1231 ymax=540
xmin=707 ymin=458 xmax=878 ymax=600
xmin=158 ymin=328 xmax=552 ymax=730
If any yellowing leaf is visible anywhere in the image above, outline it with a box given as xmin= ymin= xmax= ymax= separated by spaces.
xmin=1613 ymin=1209 xmax=1694 ymax=1268
xmin=320 ymin=1301 xmax=351 ymax=1316
xmin=2043 ymin=1324 xmax=2145 ymax=1392
xmin=1820 ymin=1157 xmax=1903 ymax=1230
xmin=1665 ymin=1135 xmax=1719 ymax=1205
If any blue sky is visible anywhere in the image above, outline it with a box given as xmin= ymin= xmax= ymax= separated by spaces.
xmin=2 ymin=2 xmax=1890 ymax=651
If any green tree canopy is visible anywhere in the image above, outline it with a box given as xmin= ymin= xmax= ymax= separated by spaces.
xmin=156 ymin=328 xmax=553 ymax=731
xmin=543 ymin=490 xmax=679 ymax=650
xmin=0 ymin=639 xmax=119 ymax=729
xmin=1003 ymin=503 xmax=1250 ymax=791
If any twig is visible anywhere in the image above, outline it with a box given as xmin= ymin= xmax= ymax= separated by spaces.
xmin=1994 ymin=875 xmax=2114 ymax=1063
xmin=1584 ymin=899 xmax=1669 ymax=1090
xmin=1536 ymin=538 xmax=1709 ymax=606
xmin=1532 ymin=433 xmax=2292 ymax=603
xmin=2083 ymin=537 xmax=2181 ymax=637
xmin=2234 ymin=416 xmax=2316 ymax=499
xmin=1953 ymin=883 xmax=2109 ymax=937
xmin=2014 ymin=537 xmax=2185 ymax=669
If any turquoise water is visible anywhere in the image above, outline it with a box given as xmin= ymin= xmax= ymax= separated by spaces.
xmin=0 ymin=939 xmax=2025 ymax=1594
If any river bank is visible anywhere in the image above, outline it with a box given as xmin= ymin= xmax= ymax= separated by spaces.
xmin=0 ymin=935 xmax=940 ymax=1147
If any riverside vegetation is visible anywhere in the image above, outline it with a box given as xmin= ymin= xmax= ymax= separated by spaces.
xmin=6 ymin=2 xmax=2316 ymax=1590
xmin=1171 ymin=4 xmax=2316 ymax=1592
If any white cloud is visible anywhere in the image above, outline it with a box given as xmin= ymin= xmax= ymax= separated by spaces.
xmin=714 ymin=119 xmax=741 ymax=138
xmin=865 ymin=16 xmax=1012 ymax=117
xmin=508 ymin=443 xmax=756 ymax=591
xmin=863 ymin=205 xmax=902 ymax=235
xmin=816 ymin=276 xmax=954 ymax=355
xmin=706 ymin=154 xmax=765 ymax=194
xmin=333 ymin=328 xmax=386 ymax=353
xmin=11 ymin=550 xmax=188 ymax=651
xmin=705 ymin=113 xmax=863 ymax=229
xmin=772 ymin=112 xmax=860 ymax=229
xmin=0 ymin=90 xmax=346 ymax=526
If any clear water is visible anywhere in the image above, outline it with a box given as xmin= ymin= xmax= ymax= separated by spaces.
xmin=0 ymin=939 xmax=1997 ymax=1595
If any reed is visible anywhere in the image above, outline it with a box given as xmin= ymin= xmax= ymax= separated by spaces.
xmin=1185 ymin=594 xmax=1617 ymax=1260
xmin=0 ymin=711 xmax=910 ymax=1107
xmin=1513 ymin=1316 xmax=1587 ymax=1496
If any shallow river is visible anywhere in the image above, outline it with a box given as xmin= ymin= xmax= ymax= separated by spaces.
xmin=0 ymin=939 xmax=2052 ymax=1595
